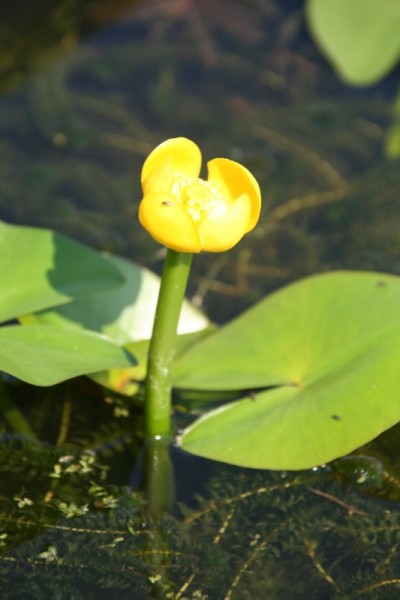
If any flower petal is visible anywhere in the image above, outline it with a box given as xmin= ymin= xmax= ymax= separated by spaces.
xmin=139 ymin=193 xmax=201 ymax=253
xmin=142 ymin=161 xmax=175 ymax=195
xmin=207 ymin=158 xmax=261 ymax=232
xmin=197 ymin=193 xmax=252 ymax=252
xmin=141 ymin=138 xmax=202 ymax=192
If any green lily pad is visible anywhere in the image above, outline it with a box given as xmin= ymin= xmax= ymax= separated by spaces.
xmin=0 ymin=324 xmax=135 ymax=386
xmin=22 ymin=254 xmax=209 ymax=345
xmin=0 ymin=221 xmax=124 ymax=323
xmin=177 ymin=271 xmax=400 ymax=469
xmin=306 ymin=0 xmax=400 ymax=85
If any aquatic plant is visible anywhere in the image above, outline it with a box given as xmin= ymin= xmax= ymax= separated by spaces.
xmin=1 ymin=437 xmax=400 ymax=598
xmin=1 ymin=136 xmax=400 ymax=597
xmin=1 ymin=1 xmax=400 ymax=596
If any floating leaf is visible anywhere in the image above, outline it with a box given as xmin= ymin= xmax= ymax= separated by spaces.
xmin=0 ymin=221 xmax=124 ymax=323
xmin=0 ymin=325 xmax=135 ymax=386
xmin=306 ymin=0 xmax=400 ymax=85
xmin=177 ymin=272 xmax=400 ymax=469
xmin=22 ymin=254 xmax=209 ymax=344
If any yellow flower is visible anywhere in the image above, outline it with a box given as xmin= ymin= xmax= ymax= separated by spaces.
xmin=138 ymin=137 xmax=261 ymax=253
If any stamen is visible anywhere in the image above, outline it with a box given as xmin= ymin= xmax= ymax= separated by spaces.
xmin=171 ymin=176 xmax=227 ymax=222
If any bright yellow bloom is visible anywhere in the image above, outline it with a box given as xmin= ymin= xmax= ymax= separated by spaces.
xmin=138 ymin=137 xmax=261 ymax=253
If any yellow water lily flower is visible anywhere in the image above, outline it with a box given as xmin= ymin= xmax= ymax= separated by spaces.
xmin=138 ymin=137 xmax=261 ymax=253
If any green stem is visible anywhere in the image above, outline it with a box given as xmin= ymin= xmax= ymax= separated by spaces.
xmin=145 ymin=249 xmax=193 ymax=439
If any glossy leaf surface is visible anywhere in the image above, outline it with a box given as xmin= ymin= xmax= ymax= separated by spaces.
xmin=0 ymin=221 xmax=124 ymax=323
xmin=178 ymin=272 xmax=400 ymax=469
xmin=0 ymin=325 xmax=135 ymax=386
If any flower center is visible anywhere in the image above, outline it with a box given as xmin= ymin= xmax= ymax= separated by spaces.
xmin=171 ymin=176 xmax=227 ymax=223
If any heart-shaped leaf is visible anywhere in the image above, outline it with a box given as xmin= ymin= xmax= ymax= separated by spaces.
xmin=177 ymin=271 xmax=400 ymax=469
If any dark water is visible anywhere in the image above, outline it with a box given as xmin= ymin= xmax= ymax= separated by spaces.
xmin=1 ymin=0 xmax=399 ymax=321
xmin=1 ymin=1 xmax=400 ymax=598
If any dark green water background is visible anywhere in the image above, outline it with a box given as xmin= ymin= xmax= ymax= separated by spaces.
xmin=0 ymin=1 xmax=400 ymax=598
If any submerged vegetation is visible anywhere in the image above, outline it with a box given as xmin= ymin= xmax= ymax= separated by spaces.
xmin=2 ymin=425 xmax=400 ymax=599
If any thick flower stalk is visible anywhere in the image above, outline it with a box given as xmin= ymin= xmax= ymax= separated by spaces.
xmin=139 ymin=137 xmax=262 ymax=445
xmin=139 ymin=137 xmax=261 ymax=252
